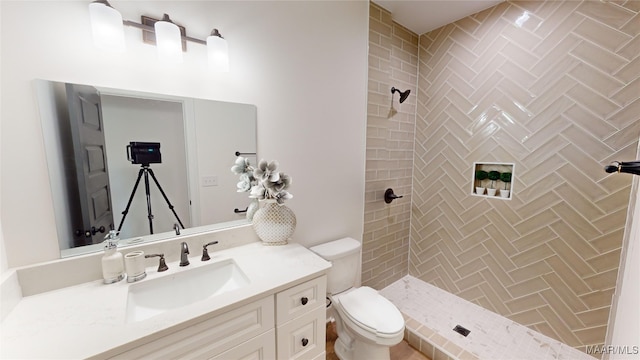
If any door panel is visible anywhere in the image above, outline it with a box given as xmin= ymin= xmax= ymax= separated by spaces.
xmin=66 ymin=83 xmax=114 ymax=245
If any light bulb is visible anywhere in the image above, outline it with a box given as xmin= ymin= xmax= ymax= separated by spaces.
xmin=154 ymin=18 xmax=183 ymax=64
xmin=207 ymin=30 xmax=229 ymax=72
xmin=88 ymin=1 xmax=125 ymax=52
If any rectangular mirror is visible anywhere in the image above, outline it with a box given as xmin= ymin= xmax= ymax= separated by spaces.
xmin=34 ymin=80 xmax=257 ymax=257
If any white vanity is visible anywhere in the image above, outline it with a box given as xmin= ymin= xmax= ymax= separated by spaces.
xmin=0 ymin=230 xmax=331 ymax=359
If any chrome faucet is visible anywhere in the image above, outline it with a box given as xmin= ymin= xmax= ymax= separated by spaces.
xmin=174 ymin=223 xmax=181 ymax=235
xmin=180 ymin=242 xmax=190 ymax=266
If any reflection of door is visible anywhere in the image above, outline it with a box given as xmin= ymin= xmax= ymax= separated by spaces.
xmin=66 ymin=84 xmax=114 ymax=246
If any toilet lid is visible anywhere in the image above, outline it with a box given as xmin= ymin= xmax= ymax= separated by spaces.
xmin=337 ymin=286 xmax=404 ymax=335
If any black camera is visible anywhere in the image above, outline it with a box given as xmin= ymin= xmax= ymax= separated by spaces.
xmin=126 ymin=142 xmax=161 ymax=166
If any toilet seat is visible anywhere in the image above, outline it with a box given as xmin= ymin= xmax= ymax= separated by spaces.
xmin=334 ymin=286 xmax=405 ymax=338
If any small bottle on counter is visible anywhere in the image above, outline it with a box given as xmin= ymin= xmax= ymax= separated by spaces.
xmin=102 ymin=230 xmax=125 ymax=284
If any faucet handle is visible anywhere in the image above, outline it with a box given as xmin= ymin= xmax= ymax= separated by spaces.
xmin=145 ymin=253 xmax=169 ymax=272
xmin=201 ymin=241 xmax=219 ymax=261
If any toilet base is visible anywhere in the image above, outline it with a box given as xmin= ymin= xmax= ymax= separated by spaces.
xmin=334 ymin=334 xmax=391 ymax=360
xmin=330 ymin=312 xmax=394 ymax=360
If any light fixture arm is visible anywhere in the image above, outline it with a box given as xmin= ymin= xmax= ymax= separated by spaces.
xmin=122 ymin=19 xmax=209 ymax=46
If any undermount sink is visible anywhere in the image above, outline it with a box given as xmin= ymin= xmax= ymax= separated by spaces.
xmin=126 ymin=258 xmax=250 ymax=322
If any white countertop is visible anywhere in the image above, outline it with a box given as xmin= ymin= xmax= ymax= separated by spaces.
xmin=1 ymin=242 xmax=331 ymax=359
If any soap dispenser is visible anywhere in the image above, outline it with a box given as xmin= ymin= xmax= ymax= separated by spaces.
xmin=102 ymin=230 xmax=125 ymax=284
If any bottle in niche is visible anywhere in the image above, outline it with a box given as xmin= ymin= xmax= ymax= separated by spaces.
xmin=102 ymin=230 xmax=125 ymax=284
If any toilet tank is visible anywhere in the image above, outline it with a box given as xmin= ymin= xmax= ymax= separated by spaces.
xmin=309 ymin=238 xmax=361 ymax=294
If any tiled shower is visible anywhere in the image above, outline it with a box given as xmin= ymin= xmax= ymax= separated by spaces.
xmin=364 ymin=0 xmax=639 ymax=354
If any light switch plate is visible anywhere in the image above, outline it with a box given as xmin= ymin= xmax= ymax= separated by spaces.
xmin=202 ymin=175 xmax=218 ymax=187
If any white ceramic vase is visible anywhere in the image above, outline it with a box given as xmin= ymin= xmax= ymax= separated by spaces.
xmin=252 ymin=200 xmax=296 ymax=245
xmin=246 ymin=198 xmax=260 ymax=221
xmin=500 ymin=190 xmax=510 ymax=198
xmin=475 ymin=187 xmax=486 ymax=195
xmin=487 ymin=188 xmax=497 ymax=196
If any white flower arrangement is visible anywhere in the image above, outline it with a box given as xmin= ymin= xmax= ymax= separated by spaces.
xmin=231 ymin=157 xmax=293 ymax=204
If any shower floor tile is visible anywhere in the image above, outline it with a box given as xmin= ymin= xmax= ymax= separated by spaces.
xmin=380 ymin=275 xmax=597 ymax=360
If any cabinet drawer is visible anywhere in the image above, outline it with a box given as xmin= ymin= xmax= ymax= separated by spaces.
xmin=276 ymin=276 xmax=326 ymax=324
xmin=109 ymin=296 xmax=275 ymax=359
xmin=212 ymin=329 xmax=276 ymax=360
xmin=276 ymin=306 xmax=325 ymax=360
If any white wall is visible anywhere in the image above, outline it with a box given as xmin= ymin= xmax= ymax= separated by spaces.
xmin=192 ymin=99 xmax=257 ymax=226
xmin=0 ymin=1 xmax=369 ymax=268
xmin=607 ymin=141 xmax=640 ymax=359
xmin=102 ymin=95 xmax=190 ymax=239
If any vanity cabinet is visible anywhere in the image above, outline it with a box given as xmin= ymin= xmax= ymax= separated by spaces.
xmin=108 ymin=296 xmax=275 ymax=359
xmin=276 ymin=275 xmax=327 ymax=360
xmin=104 ymin=275 xmax=327 ymax=360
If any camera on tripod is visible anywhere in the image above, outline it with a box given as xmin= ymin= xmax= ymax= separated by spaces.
xmin=118 ymin=141 xmax=184 ymax=235
xmin=126 ymin=142 xmax=161 ymax=166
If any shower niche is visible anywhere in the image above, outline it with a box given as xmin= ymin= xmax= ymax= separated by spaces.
xmin=472 ymin=162 xmax=514 ymax=200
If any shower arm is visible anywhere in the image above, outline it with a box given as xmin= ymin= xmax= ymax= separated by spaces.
xmin=604 ymin=161 xmax=640 ymax=176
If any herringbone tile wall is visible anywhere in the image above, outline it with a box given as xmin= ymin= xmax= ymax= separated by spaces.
xmin=362 ymin=3 xmax=418 ymax=290
xmin=410 ymin=0 xmax=639 ymax=353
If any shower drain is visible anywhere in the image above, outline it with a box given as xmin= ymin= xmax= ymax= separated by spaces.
xmin=453 ymin=325 xmax=470 ymax=337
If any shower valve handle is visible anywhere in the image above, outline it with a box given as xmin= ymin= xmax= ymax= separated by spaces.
xmin=384 ymin=188 xmax=403 ymax=204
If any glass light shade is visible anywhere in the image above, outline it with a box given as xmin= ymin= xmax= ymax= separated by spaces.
xmin=207 ymin=35 xmax=229 ymax=72
xmin=154 ymin=20 xmax=183 ymax=64
xmin=88 ymin=2 xmax=125 ymax=52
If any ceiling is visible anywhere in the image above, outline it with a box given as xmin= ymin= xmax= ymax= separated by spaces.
xmin=374 ymin=0 xmax=504 ymax=35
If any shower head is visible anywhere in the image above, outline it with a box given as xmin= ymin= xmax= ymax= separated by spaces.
xmin=391 ymin=87 xmax=411 ymax=104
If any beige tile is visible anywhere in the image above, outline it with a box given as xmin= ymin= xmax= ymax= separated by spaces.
xmin=575 ymin=306 xmax=610 ymax=327
xmin=441 ymin=340 xmax=464 ymax=358
xmin=506 ymin=276 xmax=549 ymax=298
xmin=511 ymin=227 xmax=556 ymax=253
xmin=536 ymin=306 xmax=582 ymax=345
xmin=574 ymin=17 xmax=632 ymax=52
xmin=551 ymin=201 xmax=601 ymax=240
xmin=511 ymin=243 xmax=555 ymax=268
xmin=509 ymin=308 xmax=545 ymax=326
xmin=480 ymin=254 xmax=515 ymax=286
xmin=549 ymin=221 xmax=599 ymax=258
xmin=545 ymin=255 xmax=591 ymax=295
xmin=583 ymin=268 xmax=619 ymax=290
xmin=574 ymin=325 xmax=608 ymax=345
xmin=566 ymin=83 xmax=619 ymax=119
xmin=579 ymin=288 xmax=614 ymax=309
xmin=576 ymin=1 xmax=636 ymax=29
xmin=546 ymin=237 xmax=595 ymax=278
xmin=420 ymin=339 xmax=436 ymax=360
xmin=586 ymin=248 xmax=622 ymax=273
xmin=479 ymin=281 xmax=510 ymax=313
xmin=508 ymin=260 xmax=552 ymax=283
xmin=505 ymin=294 xmax=546 ymax=313
xmin=542 ymin=272 xmax=589 ymax=313
xmin=539 ymin=289 xmax=584 ymax=329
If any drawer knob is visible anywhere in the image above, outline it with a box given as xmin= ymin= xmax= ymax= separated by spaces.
xmin=301 ymin=297 xmax=308 ymax=305
xmin=301 ymin=338 xmax=309 ymax=347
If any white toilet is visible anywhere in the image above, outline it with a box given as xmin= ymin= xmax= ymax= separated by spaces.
xmin=310 ymin=238 xmax=405 ymax=360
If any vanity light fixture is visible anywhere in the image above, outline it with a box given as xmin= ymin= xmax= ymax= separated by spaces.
xmin=88 ymin=0 xmax=229 ymax=70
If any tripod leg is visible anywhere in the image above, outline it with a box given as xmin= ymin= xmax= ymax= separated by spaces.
xmin=147 ymin=168 xmax=186 ymax=229
xmin=117 ymin=168 xmax=145 ymax=232
xmin=143 ymin=169 xmax=154 ymax=234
